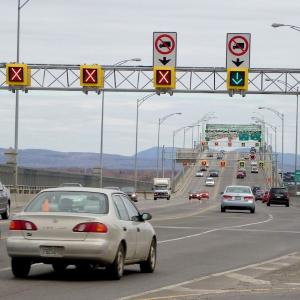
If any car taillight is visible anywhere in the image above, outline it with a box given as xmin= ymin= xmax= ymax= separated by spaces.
xmin=72 ymin=222 xmax=108 ymax=233
xmin=244 ymin=196 xmax=254 ymax=201
xmin=284 ymin=192 xmax=289 ymax=197
xmin=223 ymin=195 xmax=232 ymax=200
xmin=9 ymin=220 xmax=37 ymax=231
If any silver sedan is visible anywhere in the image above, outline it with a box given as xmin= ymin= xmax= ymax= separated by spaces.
xmin=6 ymin=187 xmax=157 ymax=280
xmin=220 ymin=185 xmax=255 ymax=213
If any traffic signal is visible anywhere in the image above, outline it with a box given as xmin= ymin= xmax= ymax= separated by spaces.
xmin=153 ymin=66 xmax=176 ymax=89
xmin=80 ymin=65 xmax=104 ymax=88
xmin=6 ymin=63 xmax=31 ymax=86
xmin=201 ymin=160 xmax=207 ymax=166
xmin=214 ymin=141 xmax=219 ymax=146
xmin=239 ymin=160 xmax=245 ymax=168
xmin=220 ymin=160 xmax=226 ymax=168
xmin=227 ymin=68 xmax=248 ymax=90
xmin=255 ymin=142 xmax=260 ymax=147
xmin=259 ymin=161 xmax=264 ymax=168
xmin=241 ymin=142 xmax=246 ymax=147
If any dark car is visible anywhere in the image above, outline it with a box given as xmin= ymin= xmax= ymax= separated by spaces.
xmin=252 ymin=186 xmax=261 ymax=194
xmin=0 ymin=182 xmax=10 ymax=219
xmin=236 ymin=171 xmax=245 ymax=179
xmin=238 ymin=168 xmax=247 ymax=177
xmin=254 ymin=189 xmax=264 ymax=201
xmin=121 ymin=186 xmax=138 ymax=202
xmin=267 ymin=187 xmax=290 ymax=207
xmin=209 ymin=169 xmax=219 ymax=177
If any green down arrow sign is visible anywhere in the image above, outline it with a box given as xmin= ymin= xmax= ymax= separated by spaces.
xmin=230 ymin=71 xmax=245 ymax=86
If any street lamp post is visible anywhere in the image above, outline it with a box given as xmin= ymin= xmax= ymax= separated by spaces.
xmin=156 ymin=112 xmax=182 ymax=177
xmin=258 ymin=106 xmax=284 ymax=175
xmin=252 ymin=111 xmax=266 ymax=160
xmin=14 ymin=0 xmax=32 ymax=191
xmin=99 ymin=58 xmax=141 ymax=188
xmin=134 ymin=92 xmax=156 ymax=190
xmin=265 ymin=78 xmax=299 ymax=190
xmin=272 ymin=23 xmax=300 ymax=32
xmin=253 ymin=117 xmax=278 ymax=186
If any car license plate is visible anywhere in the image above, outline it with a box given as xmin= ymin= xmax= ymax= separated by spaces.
xmin=40 ymin=246 xmax=63 ymax=257
xmin=275 ymin=194 xmax=282 ymax=198
xmin=235 ymin=196 xmax=241 ymax=200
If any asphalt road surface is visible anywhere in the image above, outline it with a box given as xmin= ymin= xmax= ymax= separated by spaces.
xmin=1 ymin=152 xmax=300 ymax=300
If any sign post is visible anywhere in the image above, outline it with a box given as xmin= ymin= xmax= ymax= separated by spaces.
xmin=153 ymin=32 xmax=177 ymax=92
xmin=226 ymin=33 xmax=251 ymax=96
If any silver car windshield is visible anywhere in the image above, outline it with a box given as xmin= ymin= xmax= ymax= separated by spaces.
xmin=226 ymin=187 xmax=252 ymax=194
xmin=25 ymin=191 xmax=109 ymax=214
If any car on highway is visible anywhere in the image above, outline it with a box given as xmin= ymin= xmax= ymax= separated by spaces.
xmin=207 ymin=153 xmax=214 ymax=158
xmin=267 ymin=187 xmax=290 ymax=207
xmin=254 ymin=189 xmax=264 ymax=201
xmin=189 ymin=191 xmax=201 ymax=200
xmin=251 ymin=166 xmax=259 ymax=173
xmin=236 ymin=171 xmax=245 ymax=179
xmin=250 ymin=147 xmax=256 ymax=153
xmin=217 ymin=154 xmax=223 ymax=160
xmin=0 ymin=182 xmax=11 ymax=219
xmin=6 ymin=187 xmax=157 ymax=279
xmin=195 ymin=170 xmax=204 ymax=177
xmin=200 ymin=166 xmax=208 ymax=171
xmin=244 ymin=154 xmax=249 ymax=160
xmin=205 ymin=177 xmax=215 ymax=186
xmin=120 ymin=186 xmax=138 ymax=202
xmin=220 ymin=185 xmax=255 ymax=213
xmin=238 ymin=168 xmax=247 ymax=177
xmin=262 ymin=190 xmax=270 ymax=203
xmin=252 ymin=186 xmax=261 ymax=194
xmin=198 ymin=191 xmax=209 ymax=199
xmin=250 ymin=161 xmax=258 ymax=166
xmin=209 ymin=169 xmax=219 ymax=177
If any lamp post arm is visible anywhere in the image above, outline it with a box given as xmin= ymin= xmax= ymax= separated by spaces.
xmin=260 ymin=107 xmax=283 ymax=120
xmin=19 ymin=0 xmax=31 ymax=9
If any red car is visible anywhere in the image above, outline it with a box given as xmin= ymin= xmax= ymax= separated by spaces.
xmin=262 ymin=191 xmax=269 ymax=203
xmin=199 ymin=191 xmax=209 ymax=199
xmin=189 ymin=191 xmax=201 ymax=200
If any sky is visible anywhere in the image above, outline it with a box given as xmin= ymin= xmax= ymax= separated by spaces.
xmin=0 ymin=0 xmax=300 ymax=156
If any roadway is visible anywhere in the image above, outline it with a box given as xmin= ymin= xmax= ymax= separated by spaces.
xmin=1 ymin=152 xmax=300 ymax=300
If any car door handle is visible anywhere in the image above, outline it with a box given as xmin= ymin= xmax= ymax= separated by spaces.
xmin=137 ymin=228 xmax=140 ymax=232
xmin=123 ymin=227 xmax=127 ymax=231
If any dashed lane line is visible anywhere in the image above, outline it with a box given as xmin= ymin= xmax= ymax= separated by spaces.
xmin=117 ymin=252 xmax=299 ymax=300
xmin=225 ymin=272 xmax=271 ymax=285
xmin=158 ymin=213 xmax=273 ymax=244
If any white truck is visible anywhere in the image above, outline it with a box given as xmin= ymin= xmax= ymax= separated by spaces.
xmin=153 ymin=178 xmax=171 ymax=200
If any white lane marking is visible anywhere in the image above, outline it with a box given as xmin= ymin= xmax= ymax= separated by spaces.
xmin=252 ymin=266 xmax=278 ymax=271
xmin=272 ymin=262 xmax=291 ymax=267
xmin=117 ymin=252 xmax=298 ymax=300
xmin=285 ymin=283 xmax=300 ymax=286
xmin=225 ymin=272 xmax=271 ymax=285
xmin=223 ymin=228 xmax=300 ymax=234
xmin=158 ymin=214 xmax=273 ymax=244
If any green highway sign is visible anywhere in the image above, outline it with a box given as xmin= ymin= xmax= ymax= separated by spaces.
xmin=295 ymin=170 xmax=300 ymax=182
xmin=239 ymin=132 xmax=249 ymax=141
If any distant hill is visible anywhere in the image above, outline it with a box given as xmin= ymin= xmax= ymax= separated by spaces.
xmin=0 ymin=147 xmax=297 ymax=171
xmin=0 ymin=147 xmax=175 ymax=170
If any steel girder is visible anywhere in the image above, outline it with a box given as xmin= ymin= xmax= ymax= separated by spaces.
xmin=0 ymin=63 xmax=300 ymax=94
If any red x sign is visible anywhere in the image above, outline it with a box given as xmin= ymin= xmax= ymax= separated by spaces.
xmin=83 ymin=68 xmax=97 ymax=84
xmin=80 ymin=65 xmax=104 ymax=88
xmin=6 ymin=63 xmax=30 ymax=86
xmin=153 ymin=67 xmax=175 ymax=89
xmin=8 ymin=67 xmax=24 ymax=82
xmin=156 ymin=70 xmax=171 ymax=85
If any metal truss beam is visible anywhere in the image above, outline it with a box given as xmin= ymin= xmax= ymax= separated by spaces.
xmin=0 ymin=63 xmax=300 ymax=94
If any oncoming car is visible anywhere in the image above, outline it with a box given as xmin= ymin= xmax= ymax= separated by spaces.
xmin=220 ymin=185 xmax=255 ymax=213
xmin=6 ymin=187 xmax=157 ymax=280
